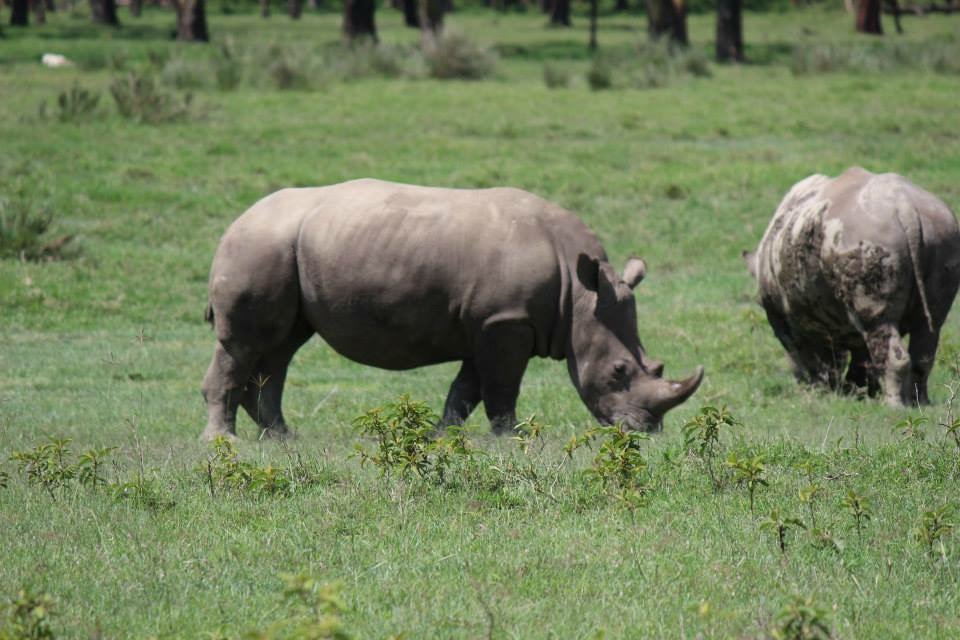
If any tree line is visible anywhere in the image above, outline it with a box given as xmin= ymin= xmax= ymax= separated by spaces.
xmin=5 ymin=0 xmax=937 ymax=60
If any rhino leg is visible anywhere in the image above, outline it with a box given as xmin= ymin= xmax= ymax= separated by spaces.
xmin=863 ymin=323 xmax=911 ymax=407
xmin=845 ymin=347 xmax=880 ymax=396
xmin=474 ymin=323 xmax=534 ymax=435
xmin=238 ymin=319 xmax=313 ymax=438
xmin=440 ymin=360 xmax=482 ymax=428
xmin=202 ymin=341 xmax=257 ymax=441
xmin=907 ymin=324 xmax=939 ymax=406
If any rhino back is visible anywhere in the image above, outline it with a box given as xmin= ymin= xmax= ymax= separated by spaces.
xmin=295 ymin=180 xmax=573 ymax=369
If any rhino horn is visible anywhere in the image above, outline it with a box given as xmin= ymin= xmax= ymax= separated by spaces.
xmin=646 ymin=365 xmax=705 ymax=415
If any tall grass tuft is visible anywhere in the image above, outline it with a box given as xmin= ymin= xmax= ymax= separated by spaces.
xmin=424 ymin=32 xmax=497 ymax=80
xmin=0 ymin=195 xmax=74 ymax=262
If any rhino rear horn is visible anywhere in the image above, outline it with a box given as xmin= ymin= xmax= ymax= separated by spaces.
xmin=647 ymin=366 xmax=705 ymax=415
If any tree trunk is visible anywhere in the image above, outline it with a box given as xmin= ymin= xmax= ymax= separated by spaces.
xmin=715 ymin=0 xmax=743 ymax=61
xmin=550 ymin=0 xmax=570 ymax=26
xmin=540 ymin=0 xmax=552 ymax=13
xmin=646 ymin=0 xmax=687 ymax=46
xmin=10 ymin=0 xmax=30 ymax=25
xmin=130 ymin=0 xmax=142 ymax=17
xmin=401 ymin=0 xmax=419 ymax=27
xmin=418 ymin=0 xmax=444 ymax=50
xmin=856 ymin=0 xmax=883 ymax=33
xmin=260 ymin=0 xmax=270 ymax=17
xmin=32 ymin=0 xmax=46 ymax=24
xmin=588 ymin=0 xmax=597 ymax=50
xmin=173 ymin=0 xmax=209 ymax=41
xmin=343 ymin=0 xmax=378 ymax=42
xmin=288 ymin=0 xmax=302 ymax=18
xmin=90 ymin=0 xmax=120 ymax=25
xmin=614 ymin=0 xmax=628 ymax=10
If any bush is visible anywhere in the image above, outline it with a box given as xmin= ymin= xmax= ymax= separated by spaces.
xmin=425 ymin=32 xmax=497 ymax=80
xmin=542 ymin=63 xmax=571 ymax=89
xmin=0 ymin=195 xmax=74 ymax=262
xmin=110 ymin=71 xmax=196 ymax=124
xmin=586 ymin=57 xmax=614 ymax=90
xmin=37 ymin=83 xmax=101 ymax=123
xmin=161 ymin=55 xmax=210 ymax=90
xmin=791 ymin=40 xmax=960 ymax=76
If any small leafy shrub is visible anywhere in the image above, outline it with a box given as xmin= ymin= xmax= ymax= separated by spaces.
xmin=542 ymin=63 xmax=570 ymax=89
xmin=10 ymin=438 xmax=114 ymax=497
xmin=894 ymin=415 xmax=928 ymax=441
xmin=110 ymin=70 xmax=196 ymax=124
xmin=0 ymin=195 xmax=74 ymax=262
xmin=683 ymin=405 xmax=739 ymax=490
xmin=110 ymin=475 xmax=175 ymax=512
xmin=337 ymin=43 xmax=412 ymax=80
xmin=267 ymin=54 xmax=310 ymax=90
xmin=726 ymin=452 xmax=767 ymax=514
xmin=161 ymin=55 xmax=210 ymax=90
xmin=913 ymin=503 xmax=955 ymax=555
xmin=353 ymin=395 xmax=473 ymax=483
xmin=205 ymin=437 xmax=319 ymax=498
xmin=772 ymin=594 xmax=832 ymax=640
xmin=567 ymin=425 xmax=651 ymax=507
xmin=0 ymin=587 xmax=56 ymax=640
xmin=759 ymin=509 xmax=806 ymax=555
xmin=425 ymin=32 xmax=497 ymax=80
xmin=841 ymin=489 xmax=872 ymax=543
xmin=212 ymin=39 xmax=243 ymax=91
xmin=242 ymin=574 xmax=351 ymax=640
xmin=586 ymin=57 xmax=613 ymax=90
xmin=37 ymin=83 xmax=100 ymax=123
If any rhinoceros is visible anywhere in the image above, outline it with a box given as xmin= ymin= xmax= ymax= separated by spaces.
xmin=201 ymin=179 xmax=704 ymax=440
xmin=744 ymin=167 xmax=960 ymax=406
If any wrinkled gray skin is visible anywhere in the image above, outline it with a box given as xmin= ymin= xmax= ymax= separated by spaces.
xmin=745 ymin=167 xmax=960 ymax=407
xmin=202 ymin=179 xmax=704 ymax=440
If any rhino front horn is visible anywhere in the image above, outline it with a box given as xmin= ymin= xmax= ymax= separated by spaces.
xmin=648 ymin=365 xmax=705 ymax=415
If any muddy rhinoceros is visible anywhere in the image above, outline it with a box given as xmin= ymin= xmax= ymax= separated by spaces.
xmin=201 ymin=179 xmax=704 ymax=440
xmin=744 ymin=167 xmax=960 ymax=406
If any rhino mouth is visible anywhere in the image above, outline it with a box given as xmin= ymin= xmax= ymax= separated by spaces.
xmin=596 ymin=365 xmax=705 ymax=433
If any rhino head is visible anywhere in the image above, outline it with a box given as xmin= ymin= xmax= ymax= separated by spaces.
xmin=567 ymin=255 xmax=704 ymax=432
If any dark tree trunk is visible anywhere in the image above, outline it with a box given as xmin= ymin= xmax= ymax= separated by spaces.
xmin=130 ymin=0 xmax=142 ymax=16
xmin=646 ymin=0 xmax=687 ymax=46
xmin=715 ymin=0 xmax=743 ymax=61
xmin=614 ymin=0 xmax=628 ymax=10
xmin=32 ymin=0 xmax=46 ymax=24
xmin=588 ymin=0 xmax=597 ymax=50
xmin=173 ymin=0 xmax=208 ymax=41
xmin=418 ymin=0 xmax=444 ymax=50
xmin=550 ymin=0 xmax=570 ymax=25
xmin=886 ymin=0 xmax=903 ymax=33
xmin=401 ymin=0 xmax=419 ymax=27
xmin=288 ymin=0 xmax=302 ymax=18
xmin=343 ymin=0 xmax=378 ymax=42
xmin=540 ymin=0 xmax=551 ymax=12
xmin=10 ymin=0 xmax=30 ymax=25
xmin=856 ymin=0 xmax=883 ymax=33
xmin=90 ymin=0 xmax=119 ymax=25
xmin=260 ymin=0 xmax=270 ymax=17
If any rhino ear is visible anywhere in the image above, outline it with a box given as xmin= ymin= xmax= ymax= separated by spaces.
xmin=576 ymin=254 xmax=619 ymax=307
xmin=622 ymin=257 xmax=646 ymax=289
xmin=742 ymin=250 xmax=758 ymax=280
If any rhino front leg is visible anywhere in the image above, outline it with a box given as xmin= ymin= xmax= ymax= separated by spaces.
xmin=440 ymin=360 xmax=482 ymax=428
xmin=863 ymin=323 xmax=912 ymax=407
xmin=474 ymin=323 xmax=535 ymax=435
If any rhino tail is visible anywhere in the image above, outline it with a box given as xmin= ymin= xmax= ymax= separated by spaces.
xmin=204 ymin=301 xmax=215 ymax=327
xmin=896 ymin=201 xmax=935 ymax=333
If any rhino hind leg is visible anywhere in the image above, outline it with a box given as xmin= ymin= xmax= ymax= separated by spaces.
xmin=440 ymin=360 xmax=482 ymax=428
xmin=201 ymin=341 xmax=258 ymax=441
xmin=238 ymin=318 xmax=314 ymax=438
xmin=474 ymin=322 xmax=535 ymax=435
xmin=907 ymin=324 xmax=940 ymax=406
xmin=863 ymin=323 xmax=912 ymax=407
xmin=844 ymin=348 xmax=880 ymax=397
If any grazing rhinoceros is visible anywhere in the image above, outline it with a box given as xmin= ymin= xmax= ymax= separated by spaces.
xmin=744 ymin=167 xmax=960 ymax=406
xmin=202 ymin=179 xmax=704 ymax=440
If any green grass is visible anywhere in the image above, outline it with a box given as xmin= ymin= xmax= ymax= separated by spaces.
xmin=2 ymin=5 xmax=960 ymax=638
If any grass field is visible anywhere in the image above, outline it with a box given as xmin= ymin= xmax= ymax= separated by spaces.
xmin=2 ymin=5 xmax=960 ymax=638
